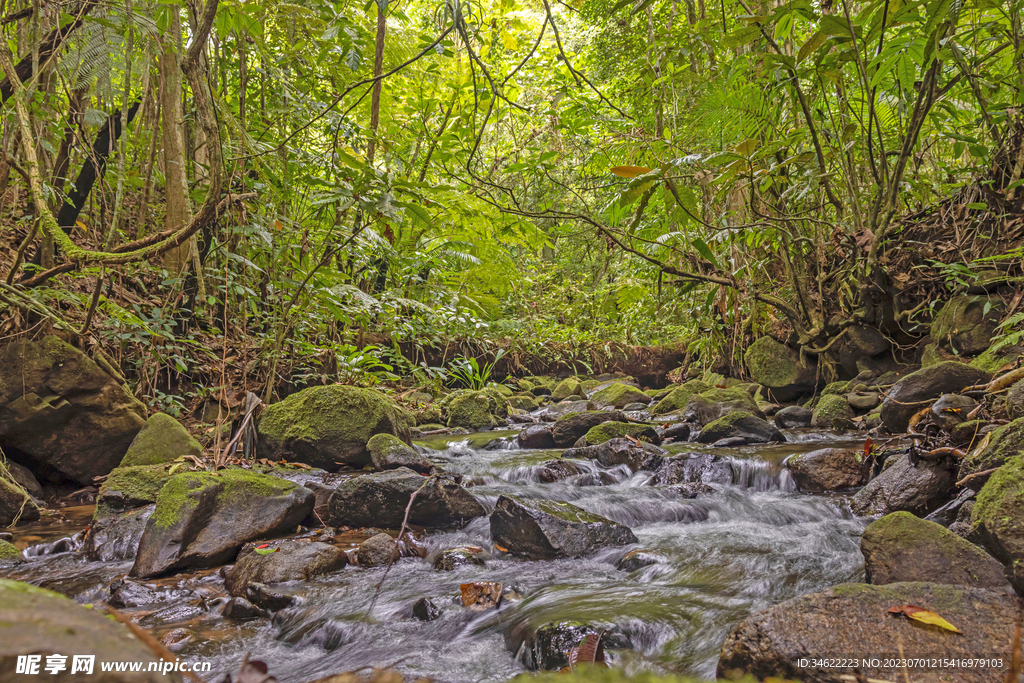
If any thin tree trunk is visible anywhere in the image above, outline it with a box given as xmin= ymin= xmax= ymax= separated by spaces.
xmin=366 ymin=0 xmax=387 ymax=163
xmin=160 ymin=7 xmax=193 ymax=275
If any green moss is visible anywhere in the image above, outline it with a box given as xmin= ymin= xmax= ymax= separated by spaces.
xmin=551 ymin=377 xmax=585 ymax=401
xmin=866 ymin=512 xmax=969 ymax=562
xmin=0 ymin=578 xmax=64 ymax=597
xmin=590 ymin=383 xmax=647 ymax=408
xmin=367 ymin=433 xmax=410 ymax=460
xmin=521 ymin=497 xmax=619 ymax=525
xmin=412 ymin=406 xmax=443 ymax=425
xmin=743 ymin=335 xmax=815 ymax=389
xmin=821 ymin=381 xmax=848 ymax=396
xmin=812 ymin=394 xmax=855 ymax=428
xmin=961 ymin=418 xmax=1024 ymax=477
xmin=971 ymin=344 xmax=1023 ymax=373
xmin=149 ymin=468 xmax=295 ymax=530
xmin=650 ymin=380 xmax=711 ymax=416
xmin=0 ymin=540 xmax=22 ymax=562
xmin=95 ymin=463 xmax=177 ymax=517
xmin=120 ymin=412 xmax=201 ymax=468
xmin=508 ymin=394 xmax=540 ymax=411
xmin=973 ymin=454 xmax=1024 ymax=533
xmin=583 ymin=421 xmax=658 ymax=445
xmin=446 ymin=392 xmax=499 ymax=430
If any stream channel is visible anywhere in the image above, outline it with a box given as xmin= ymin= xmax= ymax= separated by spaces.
xmin=4 ymin=424 xmax=871 ymax=682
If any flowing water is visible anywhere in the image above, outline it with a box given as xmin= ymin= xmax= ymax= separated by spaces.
xmin=3 ymin=428 xmax=870 ymax=682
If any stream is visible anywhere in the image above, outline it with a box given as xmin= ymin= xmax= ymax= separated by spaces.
xmin=3 ymin=427 xmax=870 ymax=682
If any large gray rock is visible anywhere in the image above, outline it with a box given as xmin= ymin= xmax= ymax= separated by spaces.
xmin=0 ymin=579 xmax=180 ymax=682
xmin=550 ymin=410 xmax=625 ymax=446
xmin=850 ymin=454 xmax=955 ymax=517
xmin=861 ymin=512 xmax=1009 ymax=591
xmin=517 ymin=424 xmax=555 ymax=449
xmin=786 ymin=448 xmax=871 ymax=492
xmin=718 ymin=582 xmax=1019 ymax=683
xmin=130 ymin=469 xmax=314 ymax=578
xmin=932 ymin=294 xmax=1003 ymax=355
xmin=490 ymin=495 xmax=637 ymax=559
xmin=774 ymin=405 xmax=812 ymax=429
xmin=326 ymin=467 xmax=485 ymax=528
xmin=743 ymin=336 xmax=817 ymax=401
xmin=697 ymin=411 xmax=783 ymax=445
xmin=258 ymin=385 xmax=413 ymax=470
xmin=846 ymin=324 xmax=890 ymax=357
xmin=367 ymin=433 xmax=433 ymax=474
xmin=653 ymin=454 xmax=733 ymax=485
xmin=359 ymin=533 xmax=398 ymax=567
xmin=879 ymin=362 xmax=991 ymax=433
xmin=0 ymin=477 xmax=40 ymax=526
xmin=0 ymin=336 xmax=147 ymax=484
xmin=563 ymin=438 xmax=666 ymax=472
xmin=972 ymin=455 xmax=1024 ymax=592
xmin=682 ymin=388 xmax=762 ymax=427
xmin=84 ymin=505 xmax=154 ymax=562
xmin=224 ymin=539 xmax=348 ymax=597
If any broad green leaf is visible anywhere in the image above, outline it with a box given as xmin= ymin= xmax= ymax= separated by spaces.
xmin=690 ymin=237 xmax=720 ymax=270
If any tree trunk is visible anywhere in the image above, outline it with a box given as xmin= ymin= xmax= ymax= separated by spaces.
xmin=160 ymin=7 xmax=193 ymax=275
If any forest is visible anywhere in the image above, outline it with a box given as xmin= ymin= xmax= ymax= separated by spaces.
xmin=0 ymin=0 xmax=1023 ymax=679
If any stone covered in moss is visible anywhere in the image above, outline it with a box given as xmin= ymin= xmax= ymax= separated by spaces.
xmin=958 ymin=417 xmax=1024 ymax=482
xmin=412 ymin=405 xmax=442 ymax=426
xmin=0 ymin=476 xmax=39 ymax=526
xmin=508 ymin=394 xmax=540 ymax=411
xmin=972 ymin=455 xmax=1024 ymax=592
xmin=932 ymin=294 xmax=1003 ymax=355
xmin=367 ymin=433 xmax=433 ymax=473
xmin=446 ymin=392 xmax=499 ymax=430
xmin=551 ymin=410 xmax=625 ymax=446
xmin=971 ymin=344 xmax=1024 ymax=374
xmin=120 ymin=412 xmax=201 ymax=468
xmin=551 ymin=377 xmax=585 ymax=402
xmin=130 ymin=468 xmax=314 ymax=578
xmin=696 ymin=411 xmax=783 ymax=445
xmin=0 ymin=579 xmax=179 ymax=682
xmin=489 ymin=494 xmax=637 ymax=559
xmin=743 ymin=336 xmax=817 ymax=401
xmin=681 ymin=387 xmax=761 ymax=426
xmin=95 ymin=463 xmax=177 ymax=517
xmin=810 ymin=394 xmax=855 ymax=430
xmin=0 ymin=539 xmax=23 ymax=563
xmin=589 ymin=382 xmax=649 ymax=409
xmin=861 ymin=511 xmax=1009 ymax=590
xmin=258 ymin=385 xmax=412 ymax=470
xmin=581 ymin=421 xmax=659 ymax=446
xmin=650 ymin=380 xmax=711 ymax=416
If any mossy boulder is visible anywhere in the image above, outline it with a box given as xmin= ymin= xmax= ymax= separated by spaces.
xmin=920 ymin=342 xmax=950 ymax=368
xmin=786 ymin=447 xmax=871 ymax=492
xmin=551 ymin=410 xmax=626 ymax=446
xmin=258 ymin=385 xmax=412 ymax=470
xmin=959 ymin=416 xmax=1024 ymax=483
xmin=879 ymin=361 xmax=991 ymax=433
xmin=489 ymin=494 xmax=638 ymax=559
xmin=932 ymin=294 xmax=1003 ymax=355
xmin=446 ymin=392 xmax=500 ymax=430
xmin=718 ymin=581 xmax=1019 ymax=683
xmin=850 ymin=454 xmax=955 ymax=517
xmin=810 ymin=393 xmax=855 ymax=430
xmin=564 ymin=438 xmax=666 ymax=472
xmin=120 ymin=412 xmax=201 ymax=468
xmin=696 ymin=411 xmax=783 ymax=445
xmin=970 ymin=343 xmax=1024 ymax=374
xmin=581 ymin=421 xmax=659 ymax=446
xmin=225 ymin=539 xmax=348 ymax=597
xmin=412 ymin=405 xmax=443 ymax=426
xmin=650 ymin=380 xmax=710 ymax=416
xmin=508 ymin=394 xmax=540 ymax=411
xmin=972 ymin=455 xmax=1024 ymax=592
xmin=0 ymin=539 xmax=23 ymax=564
xmin=367 ymin=433 xmax=434 ymax=474
xmin=589 ymin=382 xmax=650 ymax=409
xmin=681 ymin=387 xmax=761 ymax=426
xmin=95 ymin=463 xmax=178 ymax=517
xmin=0 ymin=476 xmax=39 ymax=526
xmin=743 ymin=336 xmax=817 ymax=401
xmin=551 ymin=378 xmax=585 ymax=402
xmin=0 ymin=579 xmax=180 ymax=682
xmin=861 ymin=511 xmax=1009 ymax=590
xmin=130 ymin=469 xmax=314 ymax=578
xmin=0 ymin=335 xmax=147 ymax=484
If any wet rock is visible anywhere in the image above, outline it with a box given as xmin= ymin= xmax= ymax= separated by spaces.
xmin=785 ymin=448 xmax=871 ymax=492
xmin=650 ymin=380 xmax=711 ymax=416
xmin=533 ymin=621 xmax=600 ymax=670
xmin=4 ymin=461 xmax=42 ymax=499
xmin=743 ymin=336 xmax=818 ymax=401
xmin=861 ymin=512 xmax=1010 ymax=591
xmin=225 ymin=540 xmax=348 ymax=597
xmin=517 ymin=424 xmax=555 ymax=449
xmin=590 ymin=383 xmax=650 ymax=409
xmin=95 ymin=463 xmax=175 ymax=516
xmin=0 ymin=539 xmax=24 ymax=564
xmin=810 ymin=394 xmax=855 ymax=430
xmin=367 ymin=433 xmax=433 ymax=474
xmin=413 ymin=597 xmax=441 ymax=621
xmin=551 ymin=378 xmax=585 ymax=402
xmin=665 ymin=482 xmax=714 ymax=498
xmin=929 ymin=393 xmax=977 ymax=431
xmin=615 ymin=549 xmax=663 ymax=572
xmin=433 ymin=547 xmax=485 ymax=570
xmin=580 ymin=421 xmax=660 ymax=446
xmin=697 ymin=411 xmax=783 ymax=445
xmin=712 ymin=437 xmax=748 ymax=447
xmin=958 ymin=416 xmax=1024 ymax=482
xmin=850 ymin=454 xmax=955 ymax=517
xmin=120 ymin=412 xmax=201 ymax=468
xmin=0 ymin=578 xmax=180 ymax=682
xmin=302 ymin=480 xmax=334 ymax=527
xmin=537 ymin=459 xmax=585 ymax=482
xmin=161 ymin=628 xmax=193 ymax=653
xmin=653 ymin=454 xmax=733 ymax=485
xmin=130 ymin=469 xmax=314 ymax=578
xmin=326 ymin=467 xmax=485 ymax=528
xmin=972 ymin=455 xmax=1024 ymax=592
xmin=542 ymin=400 xmax=594 ymax=420
xmin=0 ymin=336 xmax=147 ymax=485
xmin=84 ymin=505 xmax=155 ymax=561
xmin=246 ymin=582 xmax=297 ymax=612
xmin=932 ymin=294 xmax=1003 ymax=355
xmin=879 ymin=361 xmax=991 ymax=433
xmin=658 ymin=423 xmax=691 ymax=442
xmin=108 ymin=579 xmax=178 ymax=608
xmin=258 ymin=384 xmax=413 ymax=470
xmin=551 ymin=410 xmax=626 ymax=446
xmin=359 ymin=533 xmax=397 ymax=567
xmin=845 ymin=391 xmax=880 ymax=411
xmin=564 ymin=438 xmax=665 ymax=472
xmin=0 ymin=476 xmax=39 ymax=526
xmin=718 ymin=582 xmax=1018 ymax=683
xmin=222 ymin=596 xmax=269 ymax=620
xmin=774 ymin=405 xmax=812 ymax=429
xmin=1007 ymin=378 xmax=1024 ymax=420
xmin=489 ymin=495 xmax=637 ymax=560
xmin=682 ymin=388 xmax=763 ymax=426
